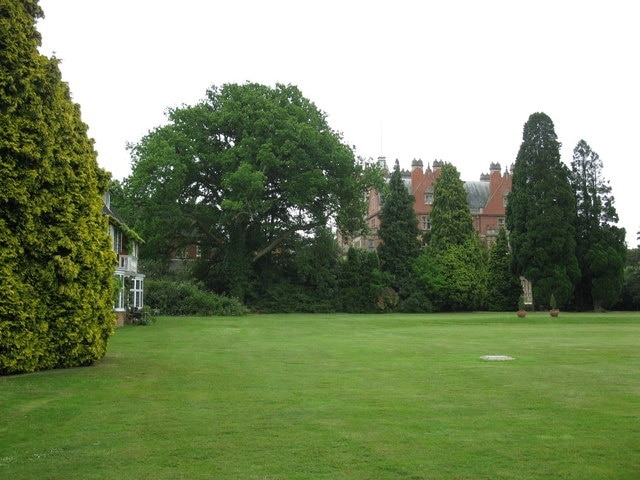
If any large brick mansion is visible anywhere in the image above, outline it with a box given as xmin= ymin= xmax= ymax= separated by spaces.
xmin=345 ymin=157 xmax=513 ymax=251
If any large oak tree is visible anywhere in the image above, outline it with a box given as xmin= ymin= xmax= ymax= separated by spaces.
xmin=123 ymin=83 xmax=379 ymax=300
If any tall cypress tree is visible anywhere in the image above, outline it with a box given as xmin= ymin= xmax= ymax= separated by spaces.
xmin=570 ymin=140 xmax=625 ymax=310
xmin=506 ymin=112 xmax=579 ymax=309
xmin=419 ymin=163 xmax=486 ymax=311
xmin=0 ymin=1 xmax=115 ymax=374
xmin=377 ymin=160 xmax=421 ymax=305
xmin=429 ymin=163 xmax=474 ymax=249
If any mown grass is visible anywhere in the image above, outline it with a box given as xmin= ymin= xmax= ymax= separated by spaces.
xmin=2 ymin=312 xmax=640 ymax=479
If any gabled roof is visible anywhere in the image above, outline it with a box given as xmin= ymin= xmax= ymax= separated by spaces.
xmin=103 ymin=203 xmax=144 ymax=244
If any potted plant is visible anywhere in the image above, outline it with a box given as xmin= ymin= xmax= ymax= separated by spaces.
xmin=517 ymin=295 xmax=527 ymax=318
xmin=549 ymin=293 xmax=559 ymax=317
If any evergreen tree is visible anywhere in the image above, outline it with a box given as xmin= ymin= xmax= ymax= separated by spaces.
xmin=416 ymin=163 xmax=486 ymax=311
xmin=337 ymin=247 xmax=390 ymax=313
xmin=0 ymin=1 xmax=115 ymax=374
xmin=377 ymin=160 xmax=422 ymax=308
xmin=620 ymin=248 xmax=640 ymax=310
xmin=486 ymin=228 xmax=523 ymax=311
xmin=291 ymin=227 xmax=340 ymax=312
xmin=429 ymin=163 xmax=474 ymax=249
xmin=570 ymin=140 xmax=626 ymax=310
xmin=506 ymin=112 xmax=579 ymax=309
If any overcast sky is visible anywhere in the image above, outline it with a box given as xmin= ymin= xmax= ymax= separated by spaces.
xmin=37 ymin=0 xmax=638 ymax=245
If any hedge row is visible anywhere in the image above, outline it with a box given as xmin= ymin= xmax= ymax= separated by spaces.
xmin=144 ymin=280 xmax=248 ymax=316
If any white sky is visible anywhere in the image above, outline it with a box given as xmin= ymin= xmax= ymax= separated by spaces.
xmin=37 ymin=0 xmax=638 ymax=245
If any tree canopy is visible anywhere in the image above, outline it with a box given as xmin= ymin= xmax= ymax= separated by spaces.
xmin=486 ymin=228 xmax=523 ymax=311
xmin=416 ymin=163 xmax=486 ymax=311
xmin=1 ymin=0 xmax=115 ymax=374
xmin=428 ymin=163 xmax=474 ymax=249
xmin=376 ymin=160 xmax=422 ymax=308
xmin=506 ymin=112 xmax=579 ymax=309
xmin=570 ymin=140 xmax=625 ymax=310
xmin=121 ymin=82 xmax=380 ymax=300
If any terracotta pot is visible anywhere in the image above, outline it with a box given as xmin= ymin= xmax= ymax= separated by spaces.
xmin=517 ymin=310 xmax=527 ymax=318
xmin=550 ymin=309 xmax=559 ymax=317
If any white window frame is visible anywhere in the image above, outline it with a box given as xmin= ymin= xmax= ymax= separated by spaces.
xmin=130 ymin=276 xmax=144 ymax=308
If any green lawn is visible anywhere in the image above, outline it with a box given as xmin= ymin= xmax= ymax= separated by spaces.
xmin=2 ymin=312 xmax=640 ymax=479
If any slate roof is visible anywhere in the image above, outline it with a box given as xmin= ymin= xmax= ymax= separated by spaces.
xmin=464 ymin=181 xmax=490 ymax=210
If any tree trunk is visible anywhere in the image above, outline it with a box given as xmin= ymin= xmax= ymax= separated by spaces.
xmin=593 ymin=298 xmax=604 ymax=312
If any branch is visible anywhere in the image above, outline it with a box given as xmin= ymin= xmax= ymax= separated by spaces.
xmin=252 ymin=221 xmax=323 ymax=263
xmin=182 ymin=211 xmax=226 ymax=249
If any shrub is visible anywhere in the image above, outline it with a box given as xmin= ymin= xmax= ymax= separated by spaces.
xmin=144 ymin=280 xmax=248 ymax=316
xmin=247 ymin=279 xmax=336 ymax=313
xmin=1 ymin=2 xmax=115 ymax=374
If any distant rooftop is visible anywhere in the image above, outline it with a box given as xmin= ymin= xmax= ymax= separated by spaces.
xmin=464 ymin=181 xmax=490 ymax=210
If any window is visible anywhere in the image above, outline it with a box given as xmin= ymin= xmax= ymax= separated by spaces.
xmin=503 ymin=191 xmax=509 ymax=207
xmin=130 ymin=276 xmax=144 ymax=308
xmin=424 ymin=186 xmax=434 ymax=205
xmin=113 ymin=228 xmax=122 ymax=254
xmin=421 ymin=215 xmax=431 ymax=231
xmin=114 ymin=274 xmax=125 ymax=310
xmin=498 ymin=217 xmax=505 ymax=228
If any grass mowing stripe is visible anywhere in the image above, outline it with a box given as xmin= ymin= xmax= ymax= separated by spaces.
xmin=1 ymin=312 xmax=639 ymax=479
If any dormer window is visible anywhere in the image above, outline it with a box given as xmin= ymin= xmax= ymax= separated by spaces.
xmin=424 ymin=186 xmax=434 ymax=205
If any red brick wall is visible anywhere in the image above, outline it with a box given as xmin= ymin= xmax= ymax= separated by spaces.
xmin=363 ymin=163 xmax=511 ymax=246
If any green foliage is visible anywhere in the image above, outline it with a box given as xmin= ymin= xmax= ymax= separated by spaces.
xmin=506 ymin=113 xmax=580 ymax=309
xmin=377 ymin=161 xmax=422 ymax=306
xmin=550 ymin=293 xmax=558 ymax=310
xmin=143 ymin=280 xmax=248 ymax=316
xmin=587 ymin=237 xmax=626 ymax=309
xmin=618 ymin=248 xmax=640 ymax=309
xmin=415 ymin=163 xmax=487 ymax=311
xmin=444 ymin=238 xmax=487 ymax=311
xmin=429 ymin=163 xmax=475 ymax=249
xmin=248 ymin=281 xmax=322 ymax=313
xmin=290 ymin=227 xmax=339 ymax=309
xmin=336 ymin=247 xmax=391 ymax=313
xmin=0 ymin=1 xmax=115 ymax=374
xmin=247 ymin=229 xmax=341 ymax=313
xmin=570 ymin=140 xmax=626 ymax=310
xmin=416 ymin=239 xmax=487 ymax=312
xmin=620 ymin=273 xmax=640 ymax=310
xmin=486 ymin=228 xmax=523 ymax=311
xmin=119 ymin=82 xmax=380 ymax=301
xmin=414 ymin=247 xmax=446 ymax=309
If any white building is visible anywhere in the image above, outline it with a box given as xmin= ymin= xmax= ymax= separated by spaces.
xmin=103 ymin=192 xmax=145 ymax=326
